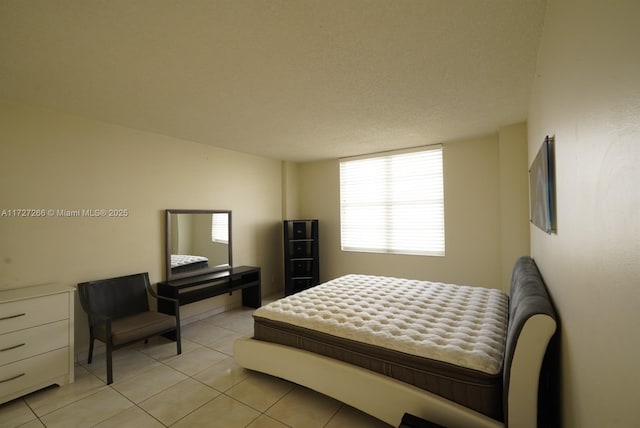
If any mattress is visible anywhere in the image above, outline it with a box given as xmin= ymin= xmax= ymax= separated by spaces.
xmin=170 ymin=254 xmax=209 ymax=268
xmin=253 ymin=274 xmax=509 ymax=419
xmin=170 ymin=254 xmax=209 ymax=273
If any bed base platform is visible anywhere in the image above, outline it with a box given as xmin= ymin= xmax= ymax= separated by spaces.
xmin=234 ymin=337 xmax=502 ymax=428
xmin=234 ymin=256 xmax=557 ymax=427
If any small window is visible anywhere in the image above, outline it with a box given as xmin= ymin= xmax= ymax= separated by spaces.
xmin=339 ymin=146 xmax=445 ymax=256
xmin=211 ymin=213 xmax=229 ymax=244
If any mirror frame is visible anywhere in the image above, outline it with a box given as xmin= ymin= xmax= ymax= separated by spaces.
xmin=165 ymin=209 xmax=233 ymax=281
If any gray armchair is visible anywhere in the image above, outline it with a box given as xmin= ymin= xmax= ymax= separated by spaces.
xmin=78 ymin=272 xmax=181 ymax=384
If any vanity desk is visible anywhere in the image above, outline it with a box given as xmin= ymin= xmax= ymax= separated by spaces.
xmin=160 ymin=210 xmax=261 ymax=336
xmin=157 ymin=265 xmax=261 ymax=314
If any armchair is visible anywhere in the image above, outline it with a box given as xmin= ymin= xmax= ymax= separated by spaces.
xmin=77 ymin=272 xmax=181 ymax=385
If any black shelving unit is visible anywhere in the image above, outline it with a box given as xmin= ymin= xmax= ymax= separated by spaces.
xmin=283 ymin=219 xmax=319 ymax=295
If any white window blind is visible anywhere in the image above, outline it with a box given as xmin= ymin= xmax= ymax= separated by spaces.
xmin=211 ymin=213 xmax=229 ymax=244
xmin=339 ymin=146 xmax=445 ymax=256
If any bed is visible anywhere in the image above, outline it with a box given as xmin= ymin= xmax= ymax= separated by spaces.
xmin=170 ymin=254 xmax=209 ymax=274
xmin=234 ymin=256 xmax=557 ymax=427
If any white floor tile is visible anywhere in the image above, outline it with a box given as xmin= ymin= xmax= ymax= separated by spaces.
xmin=266 ymin=386 xmax=342 ymax=428
xmin=3 ymin=305 xmax=392 ymax=428
xmin=111 ymin=363 xmax=187 ymax=403
xmin=191 ymin=356 xmax=250 ymax=392
xmin=92 ymin=406 xmax=164 ymax=428
xmin=24 ymin=366 xmax=106 ymax=417
xmin=0 ymin=399 xmax=38 ymax=428
xmin=163 ymin=345 xmax=228 ymax=376
xmin=226 ymin=372 xmax=295 ymax=412
xmin=39 ymin=388 xmax=133 ymax=428
xmin=138 ymin=378 xmax=219 ymax=426
xmin=325 ymin=405 xmax=393 ymax=427
xmin=170 ymin=394 xmax=260 ymax=428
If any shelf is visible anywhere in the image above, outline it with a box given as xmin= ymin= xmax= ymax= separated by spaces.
xmin=284 ymin=220 xmax=319 ymax=296
xmin=157 ymin=266 xmax=261 ymax=313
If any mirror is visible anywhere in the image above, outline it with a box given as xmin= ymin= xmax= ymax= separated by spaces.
xmin=165 ymin=209 xmax=232 ymax=280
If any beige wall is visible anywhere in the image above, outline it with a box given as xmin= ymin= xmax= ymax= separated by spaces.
xmin=281 ymin=161 xmax=300 ymax=220
xmin=498 ymin=123 xmax=530 ymax=288
xmin=297 ymin=129 xmax=529 ymax=291
xmin=528 ymin=0 xmax=640 ymax=426
xmin=0 ymin=101 xmax=283 ymax=354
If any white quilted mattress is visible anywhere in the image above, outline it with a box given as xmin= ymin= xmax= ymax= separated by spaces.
xmin=170 ymin=254 xmax=208 ymax=268
xmin=254 ymin=274 xmax=509 ymax=375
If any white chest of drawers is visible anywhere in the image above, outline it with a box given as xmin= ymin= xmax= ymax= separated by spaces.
xmin=1 ymin=283 xmax=75 ymax=404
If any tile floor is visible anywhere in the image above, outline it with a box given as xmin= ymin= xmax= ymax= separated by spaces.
xmin=0 ymin=305 xmax=392 ymax=428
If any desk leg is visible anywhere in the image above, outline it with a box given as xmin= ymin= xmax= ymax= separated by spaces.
xmin=157 ymin=283 xmax=178 ymax=341
xmin=242 ymin=283 xmax=261 ymax=308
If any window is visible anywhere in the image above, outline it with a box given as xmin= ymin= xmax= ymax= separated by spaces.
xmin=339 ymin=146 xmax=445 ymax=256
xmin=211 ymin=213 xmax=229 ymax=244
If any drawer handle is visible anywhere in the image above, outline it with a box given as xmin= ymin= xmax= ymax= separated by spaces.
xmin=0 ymin=343 xmax=25 ymax=352
xmin=0 ymin=373 xmax=25 ymax=383
xmin=0 ymin=313 xmax=26 ymax=321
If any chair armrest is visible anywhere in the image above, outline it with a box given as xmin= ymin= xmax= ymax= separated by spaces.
xmin=144 ymin=280 xmax=174 ymax=302
xmin=145 ymin=281 xmax=181 ymax=320
xmin=154 ymin=294 xmax=178 ymax=304
xmin=146 ymin=285 xmax=179 ymax=306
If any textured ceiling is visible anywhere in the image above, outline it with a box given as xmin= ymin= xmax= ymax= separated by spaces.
xmin=0 ymin=1 xmax=546 ymax=162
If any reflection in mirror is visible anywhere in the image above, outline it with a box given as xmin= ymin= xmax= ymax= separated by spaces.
xmin=165 ymin=209 xmax=232 ymax=280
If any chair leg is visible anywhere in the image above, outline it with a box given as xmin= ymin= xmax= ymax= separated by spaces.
xmin=106 ymin=342 xmax=113 ymax=385
xmin=176 ymin=324 xmax=182 ymax=355
xmin=87 ymin=335 xmax=94 ymax=364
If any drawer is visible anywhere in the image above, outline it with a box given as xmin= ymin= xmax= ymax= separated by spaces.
xmin=291 ymin=260 xmax=313 ymax=276
xmin=292 ymin=222 xmax=309 ymax=238
xmin=292 ymin=278 xmax=313 ymax=291
xmin=291 ymin=241 xmax=311 ymax=257
xmin=0 ymin=347 xmax=69 ymax=398
xmin=0 ymin=293 xmax=69 ymax=334
xmin=0 ymin=320 xmax=69 ymax=366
